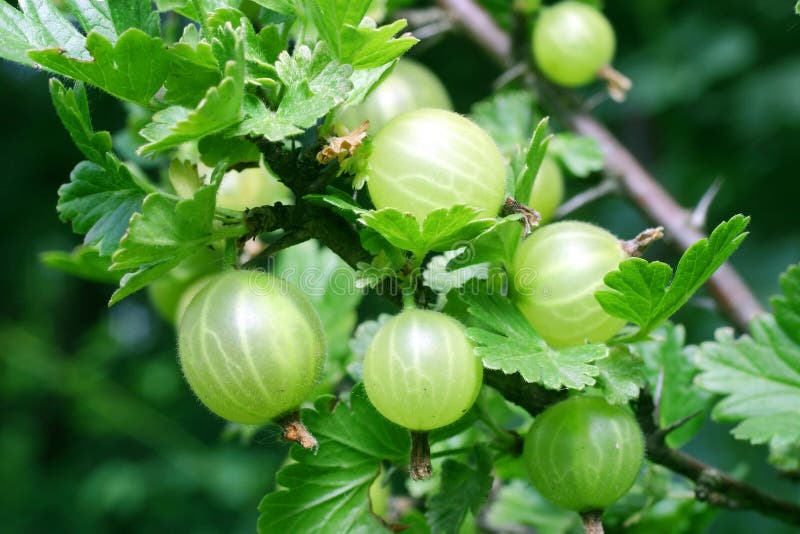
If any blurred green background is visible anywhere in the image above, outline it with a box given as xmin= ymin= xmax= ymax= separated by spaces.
xmin=0 ymin=1 xmax=798 ymax=532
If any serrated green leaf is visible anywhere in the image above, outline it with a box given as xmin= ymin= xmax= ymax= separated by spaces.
xmin=359 ymin=206 xmax=494 ymax=259
xmin=594 ymin=348 xmax=645 ymax=405
xmin=461 ymin=290 xmax=608 ymax=390
xmin=548 ymin=133 xmax=604 ymax=178
xmin=796 ymin=1 xmax=799 ymax=15
xmin=250 ymin=0 xmax=296 ymax=14
xmin=633 ymin=324 xmax=711 ymax=447
xmin=163 ymin=24 xmax=221 ymax=107
xmin=40 ymin=246 xmax=122 ymax=284
xmin=0 ymin=0 xmax=88 ymax=66
xmin=234 ymin=43 xmax=352 ymax=140
xmin=257 ymin=385 xmax=409 ymax=533
xmin=514 ymin=118 xmax=552 ymax=201
xmin=597 ymin=215 xmax=750 ymax=340
xmin=57 ymin=160 xmax=146 ymax=257
xmin=470 ymin=90 xmax=537 ymax=156
xmin=305 ymin=0 xmax=416 ymax=69
xmin=139 ymin=24 xmax=245 ymax=153
xmin=772 ymin=264 xmax=800 ymax=346
xmin=696 ymin=301 xmax=800 ymax=455
xmin=107 ymin=0 xmax=160 ymax=36
xmin=108 ymin=176 xmax=244 ymax=305
xmin=696 ymin=266 xmax=800 ymax=458
xmin=49 ymin=79 xmax=112 ymax=163
xmin=425 ymin=447 xmax=493 ymax=534
xmin=207 ymin=6 xmax=279 ymax=87
xmin=29 ymin=29 xmax=168 ymax=107
xmin=274 ymin=42 xmax=353 ymax=125
xmin=341 ymin=18 xmax=417 ymax=69
xmin=63 ymin=0 xmax=115 ymax=42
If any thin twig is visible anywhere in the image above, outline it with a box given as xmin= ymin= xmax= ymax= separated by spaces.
xmin=635 ymin=391 xmax=800 ymax=526
xmin=437 ymin=0 xmax=763 ymax=332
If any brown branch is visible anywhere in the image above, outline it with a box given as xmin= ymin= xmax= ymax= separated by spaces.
xmin=635 ymin=391 xmax=800 ymax=526
xmin=437 ymin=0 xmax=764 ymax=332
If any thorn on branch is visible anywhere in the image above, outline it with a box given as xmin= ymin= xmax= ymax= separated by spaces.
xmin=621 ymin=226 xmax=665 ymax=257
xmin=655 ymin=410 xmax=704 ymax=441
xmin=690 ymin=178 xmax=724 ymax=231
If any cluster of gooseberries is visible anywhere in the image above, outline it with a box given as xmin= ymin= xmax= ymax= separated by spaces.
xmin=157 ymin=2 xmax=642 ymax=520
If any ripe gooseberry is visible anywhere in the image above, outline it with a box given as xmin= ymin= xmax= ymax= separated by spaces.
xmin=511 ymin=221 xmax=627 ymax=347
xmin=363 ymin=309 xmax=482 ymax=431
xmin=362 ymin=109 xmax=506 ymax=221
xmin=532 ymin=1 xmax=615 ymax=87
xmin=178 ymin=270 xmax=326 ymax=424
xmin=528 ymin=157 xmax=564 ymax=223
xmin=523 ymin=396 xmax=644 ymax=511
xmin=337 ymin=59 xmax=452 ymax=133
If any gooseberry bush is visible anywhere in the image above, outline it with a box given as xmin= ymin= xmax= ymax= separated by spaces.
xmin=5 ymin=0 xmax=800 ymax=533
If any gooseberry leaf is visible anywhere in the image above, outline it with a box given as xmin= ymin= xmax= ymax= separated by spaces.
xmin=596 ymin=215 xmax=750 ymax=341
xmin=108 ymin=169 xmax=243 ymax=305
xmin=163 ymin=24 xmax=221 ymax=107
xmin=139 ymin=24 xmax=245 ymax=153
xmin=106 ymin=0 xmax=161 ymax=36
xmin=57 ymin=159 xmax=145 ymax=257
xmin=250 ymin=0 xmax=295 ymax=14
xmin=51 ymin=79 xmax=147 ymax=256
xmin=258 ymin=385 xmax=409 ymax=533
xmin=40 ymin=246 xmax=122 ymax=285
xmin=461 ymin=290 xmax=609 ymax=390
xmin=62 ymin=0 xmax=115 ymax=42
xmin=514 ymin=117 xmax=553 ymax=201
xmin=594 ymin=348 xmax=645 ymax=405
xmin=359 ymin=206 xmax=495 ymax=259
xmin=425 ymin=447 xmax=493 ymax=534
xmin=49 ymin=79 xmax=112 ymax=164
xmin=548 ymin=133 xmax=604 ymax=178
xmin=0 ymin=0 xmax=88 ymax=66
xmin=234 ymin=43 xmax=353 ymax=140
xmin=772 ymin=263 xmax=800 ymax=346
xmin=305 ymin=0 xmax=417 ymax=69
xmin=29 ymin=28 xmax=169 ymax=107
xmin=470 ymin=90 xmax=538 ymax=157
xmin=633 ymin=324 xmax=711 ymax=447
xmin=446 ymin=215 xmax=523 ymax=269
xmin=696 ymin=264 xmax=800 ymax=458
xmin=60 ymin=0 xmax=160 ymax=39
